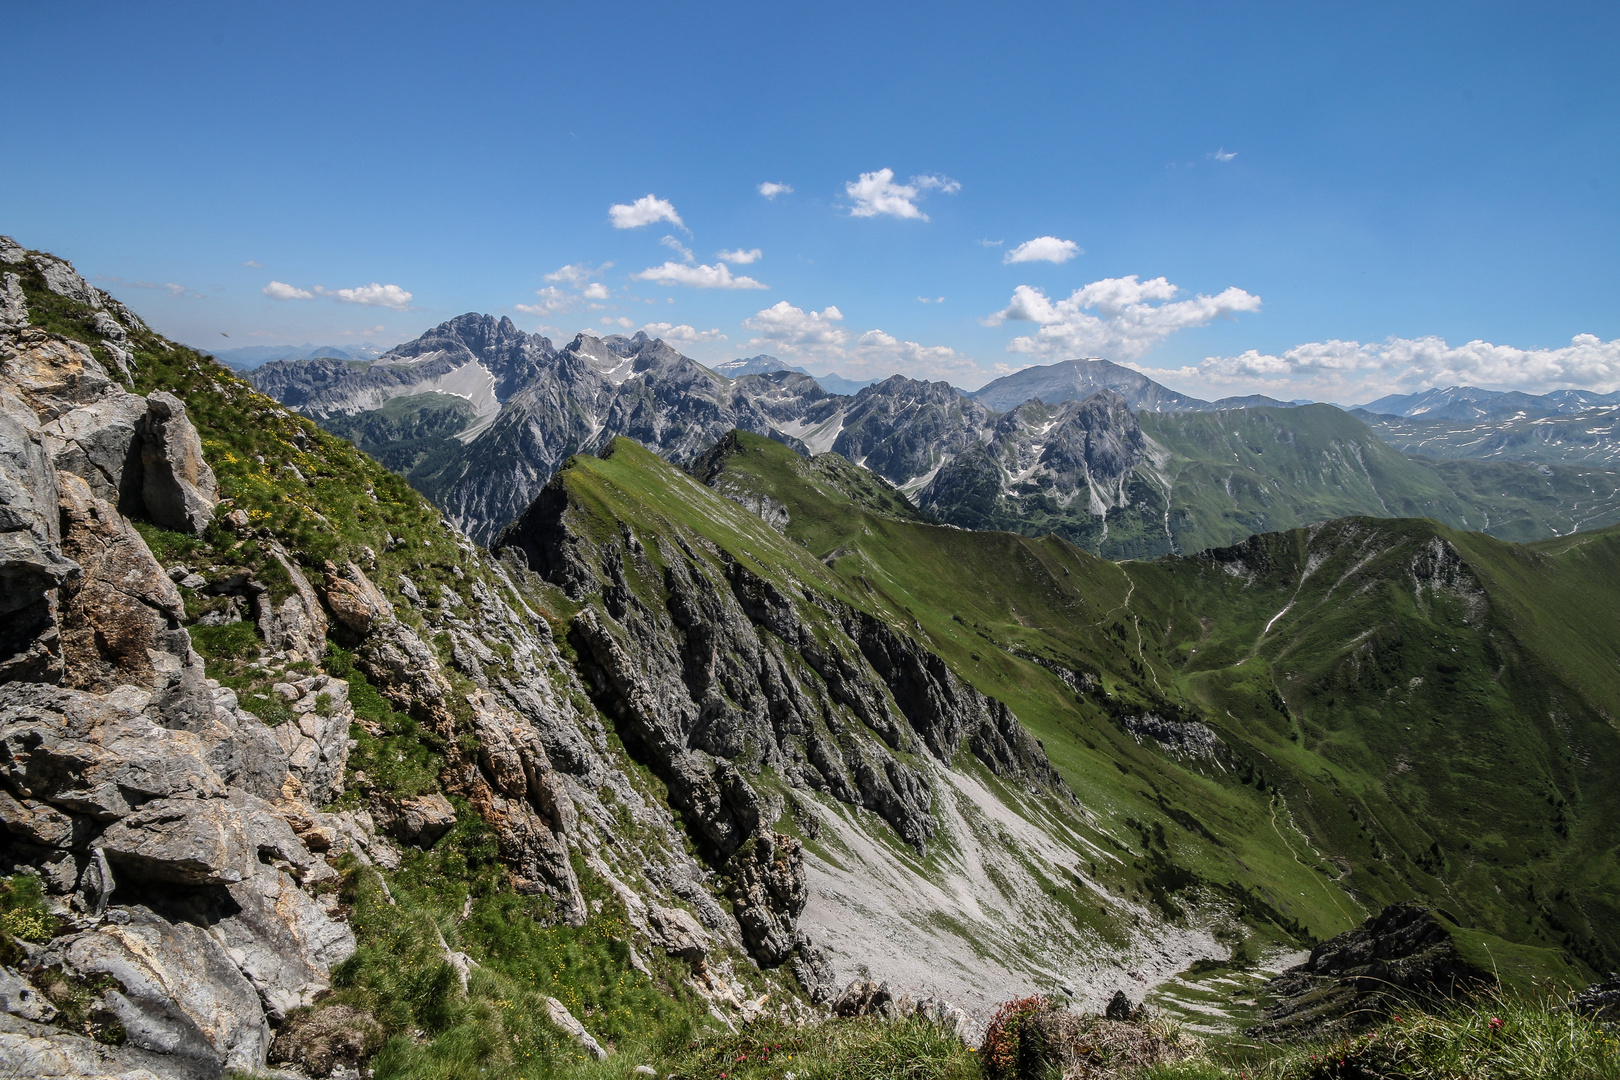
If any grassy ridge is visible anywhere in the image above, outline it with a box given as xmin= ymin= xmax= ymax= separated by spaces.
xmin=684 ymin=433 xmax=1618 ymax=977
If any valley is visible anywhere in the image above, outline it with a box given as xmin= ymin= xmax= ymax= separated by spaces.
xmin=0 ymin=239 xmax=1615 ymax=1080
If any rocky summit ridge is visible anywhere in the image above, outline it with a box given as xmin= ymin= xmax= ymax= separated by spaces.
xmin=254 ymin=314 xmax=1620 ymax=557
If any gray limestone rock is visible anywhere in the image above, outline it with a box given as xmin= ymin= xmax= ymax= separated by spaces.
xmin=0 ymin=967 xmax=56 ymax=1023
xmin=647 ymin=904 xmax=710 ymax=961
xmin=214 ymin=868 xmax=356 ymax=1020
xmin=544 ymin=996 xmax=608 ymax=1060
xmin=39 ymin=390 xmax=146 ymax=509
xmin=29 ymin=254 xmax=101 ymax=309
xmin=55 ymin=472 xmax=196 ymax=695
xmin=0 ymin=682 xmax=226 ymax=820
xmin=97 ymin=796 xmax=256 ymax=885
xmin=48 ymin=906 xmax=269 ymax=1071
xmin=374 ymin=792 xmax=456 ymax=848
xmin=0 ymin=273 xmax=26 ymax=330
xmin=0 ymin=408 xmax=77 ymax=683
xmin=0 ymin=1011 xmax=218 ymax=1080
xmin=0 ymin=236 xmax=25 ymax=264
xmin=267 ymin=674 xmax=352 ymax=805
xmin=135 ymin=392 xmax=218 ymax=535
xmin=253 ymin=546 xmax=328 ymax=664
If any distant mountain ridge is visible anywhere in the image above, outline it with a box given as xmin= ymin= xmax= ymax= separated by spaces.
xmin=208 ymin=341 xmax=388 ymax=369
xmin=250 ymin=314 xmax=1620 ymax=551
xmin=712 ymin=353 xmax=879 ymax=395
xmin=1357 ymin=384 xmax=1620 ymax=420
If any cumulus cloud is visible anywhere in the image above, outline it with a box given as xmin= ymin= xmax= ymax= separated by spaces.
xmin=986 ymin=275 xmax=1261 ymax=360
xmin=263 ymin=281 xmax=315 ymax=301
xmin=610 ymin=194 xmax=685 ymax=230
xmin=318 ymin=283 xmax=414 ymax=310
xmin=1161 ymin=333 xmax=1620 ymax=402
xmin=1004 ymin=236 xmax=1081 ymax=264
xmin=661 ymin=236 xmax=695 ymax=263
xmin=717 ymin=248 xmax=762 ymax=264
xmin=516 ymin=286 xmax=575 ymax=317
xmin=632 ymin=262 xmax=768 ymax=289
xmin=742 ymin=301 xmax=981 ymax=382
xmin=844 ymin=168 xmax=960 ymax=221
xmin=545 ymin=262 xmax=612 ymax=284
xmin=639 ymin=322 xmax=728 ymax=346
xmin=582 ymin=282 xmax=610 ymax=300
xmin=758 ymin=182 xmax=793 ymax=199
xmin=599 ymin=316 xmax=634 ymax=329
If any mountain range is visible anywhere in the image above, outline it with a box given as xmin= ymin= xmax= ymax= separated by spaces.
xmin=1 ymin=236 xmax=1614 ymax=1079
xmin=248 ymin=314 xmax=1620 ymax=555
xmin=209 ymin=341 xmax=388 ymax=369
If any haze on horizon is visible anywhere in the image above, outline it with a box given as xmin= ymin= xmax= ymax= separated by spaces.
xmin=2 ymin=1 xmax=1616 ymax=405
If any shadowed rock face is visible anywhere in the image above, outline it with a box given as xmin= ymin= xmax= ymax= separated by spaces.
xmin=1250 ymin=904 xmax=1495 ymax=1040
xmin=493 ymin=441 xmax=1070 ymax=966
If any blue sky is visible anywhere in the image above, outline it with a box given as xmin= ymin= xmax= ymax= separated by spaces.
xmin=4 ymin=1 xmax=1617 ymax=402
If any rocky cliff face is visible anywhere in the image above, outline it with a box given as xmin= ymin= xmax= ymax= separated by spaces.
xmin=0 ymin=240 xmax=836 ymax=1077
xmin=250 ymin=322 xmax=1174 ymax=548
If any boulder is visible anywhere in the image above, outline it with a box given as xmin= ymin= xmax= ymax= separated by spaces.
xmin=1250 ymin=904 xmax=1495 ymax=1040
xmin=135 ymin=392 xmax=217 ymax=535
xmin=30 ymin=253 xmax=101 ymax=309
xmin=833 ymin=978 xmax=893 ymax=1018
xmin=0 ymin=967 xmax=56 ymax=1023
xmin=253 ymin=547 xmax=327 ymax=664
xmin=0 ymin=408 xmax=77 ymax=683
xmin=320 ymin=560 xmax=394 ymax=637
xmin=267 ymin=674 xmax=352 ymax=804
xmin=47 ymin=906 xmax=269 ymax=1071
xmin=55 ymin=472 xmax=196 ymax=694
xmin=647 ymin=904 xmax=710 ymax=962
xmin=0 ymin=788 xmax=86 ymax=848
xmin=0 ymin=682 xmax=225 ymax=820
xmin=545 ymin=995 xmax=608 ymax=1060
xmin=213 ymin=868 xmax=356 ymax=1020
xmin=0 ymin=1011 xmax=219 ymax=1080
xmin=0 ymin=273 xmax=25 ymax=330
xmin=38 ymin=391 xmax=145 ymax=510
xmin=0 ymin=330 xmax=115 ymax=421
xmin=375 ymin=792 xmax=456 ymax=848
xmin=97 ymin=796 xmax=257 ymax=886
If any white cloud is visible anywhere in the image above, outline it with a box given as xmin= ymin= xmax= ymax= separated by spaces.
xmin=1167 ymin=332 xmax=1620 ymax=402
xmin=640 ymin=322 xmax=728 ymax=346
xmin=599 ymin=316 xmax=634 ymax=329
xmin=986 ymin=275 xmax=1261 ymax=360
xmin=545 ymin=262 xmax=613 ymax=284
xmin=1004 ymin=236 xmax=1081 ymax=264
xmin=844 ymin=168 xmax=960 ymax=221
xmin=610 ymin=194 xmax=685 ymax=230
xmin=581 ymin=282 xmax=610 ymax=300
xmin=318 ymin=283 xmax=414 ymax=310
xmin=516 ymin=286 xmax=574 ymax=316
xmin=742 ymin=301 xmax=980 ymax=382
xmin=717 ymin=248 xmax=762 ymax=264
xmin=263 ymin=281 xmax=314 ymax=301
xmin=744 ymin=302 xmax=847 ymax=348
xmin=979 ymin=238 xmax=1004 ymax=248
xmin=917 ymin=296 xmax=945 ymax=304
xmin=1212 ymin=148 xmax=1238 ymax=162
xmin=660 ymin=235 xmax=695 ymax=263
xmin=632 ymin=262 xmax=768 ymax=289
xmin=243 ymin=260 xmax=264 ymax=268
xmin=758 ymin=182 xmax=793 ymax=200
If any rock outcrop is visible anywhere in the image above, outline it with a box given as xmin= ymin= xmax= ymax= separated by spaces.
xmin=1250 ymin=904 xmax=1495 ymax=1040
